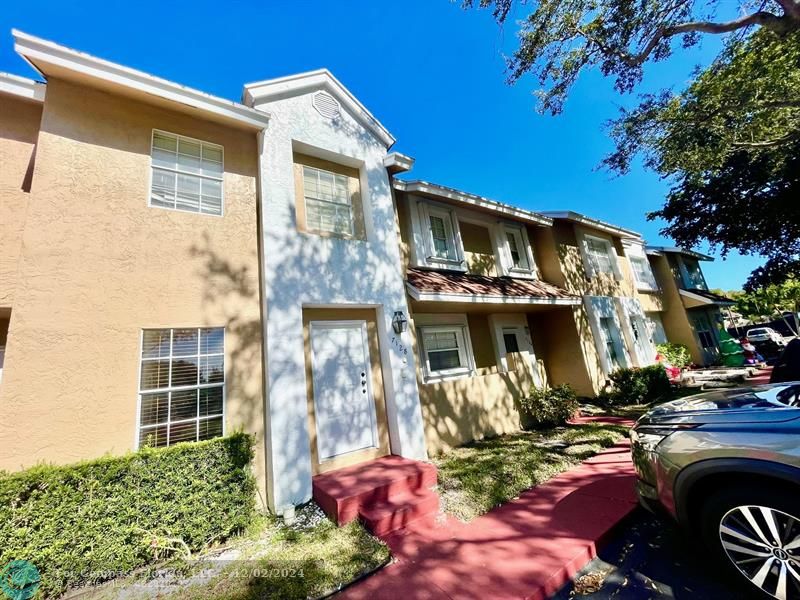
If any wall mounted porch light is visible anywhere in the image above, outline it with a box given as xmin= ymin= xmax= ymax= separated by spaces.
xmin=392 ymin=311 xmax=408 ymax=334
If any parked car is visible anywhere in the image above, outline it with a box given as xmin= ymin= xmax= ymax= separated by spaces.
xmin=747 ymin=327 xmax=786 ymax=345
xmin=630 ymin=384 xmax=800 ymax=600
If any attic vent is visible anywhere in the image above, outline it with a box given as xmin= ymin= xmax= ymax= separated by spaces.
xmin=313 ymin=91 xmax=340 ymax=119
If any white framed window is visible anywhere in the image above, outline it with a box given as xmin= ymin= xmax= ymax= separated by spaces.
xmin=418 ymin=324 xmax=473 ymax=380
xmin=598 ymin=316 xmax=624 ymax=371
xmin=302 ymin=165 xmax=354 ymax=236
xmin=150 ymin=130 xmax=223 ymax=216
xmin=683 ymin=258 xmax=708 ymax=290
xmin=585 ymin=236 xmax=616 ymax=276
xmin=630 ymin=256 xmax=658 ymax=290
xmin=137 ymin=327 xmax=225 ymax=448
xmin=417 ymin=202 xmax=463 ymax=267
xmin=498 ymin=224 xmax=537 ymax=277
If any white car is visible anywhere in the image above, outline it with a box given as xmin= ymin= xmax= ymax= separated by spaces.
xmin=746 ymin=327 xmax=785 ymax=344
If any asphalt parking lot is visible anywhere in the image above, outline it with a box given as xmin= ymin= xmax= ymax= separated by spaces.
xmin=553 ymin=508 xmax=754 ymax=599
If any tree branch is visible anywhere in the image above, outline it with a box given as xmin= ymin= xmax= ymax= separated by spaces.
xmin=732 ymin=130 xmax=800 ymax=147
xmin=633 ymin=11 xmax=794 ymax=65
xmin=775 ymin=0 xmax=800 ymax=21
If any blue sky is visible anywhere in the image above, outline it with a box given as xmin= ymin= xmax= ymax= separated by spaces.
xmin=0 ymin=0 xmax=761 ymax=289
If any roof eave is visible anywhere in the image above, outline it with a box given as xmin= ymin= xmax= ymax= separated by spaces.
xmin=0 ymin=72 xmax=45 ymax=102
xmin=543 ymin=210 xmax=642 ymax=240
xmin=395 ymin=180 xmax=552 ymax=227
xmin=13 ymin=29 xmax=270 ymax=130
xmin=646 ymin=246 xmax=714 ymax=261
xmin=406 ymin=282 xmax=581 ymax=306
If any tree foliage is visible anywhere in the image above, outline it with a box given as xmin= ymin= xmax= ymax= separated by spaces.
xmin=465 ymin=0 xmax=800 ymax=114
xmin=727 ymin=278 xmax=800 ymax=325
xmin=603 ymin=30 xmax=800 ymax=288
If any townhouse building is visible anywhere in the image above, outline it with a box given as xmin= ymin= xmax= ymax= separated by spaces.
xmin=0 ymin=31 xmax=732 ymax=514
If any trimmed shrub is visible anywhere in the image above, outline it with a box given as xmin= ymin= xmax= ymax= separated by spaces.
xmin=520 ymin=384 xmax=580 ymax=428
xmin=0 ymin=433 xmax=255 ymax=597
xmin=598 ymin=365 xmax=673 ymax=407
xmin=656 ymin=343 xmax=692 ymax=368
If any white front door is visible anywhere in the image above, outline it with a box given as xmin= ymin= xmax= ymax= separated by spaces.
xmin=310 ymin=320 xmax=378 ymax=461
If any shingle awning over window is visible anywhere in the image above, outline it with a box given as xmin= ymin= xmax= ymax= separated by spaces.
xmin=406 ymin=268 xmax=580 ymax=305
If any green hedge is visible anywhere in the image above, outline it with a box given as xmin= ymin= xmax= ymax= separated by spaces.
xmin=0 ymin=433 xmax=255 ymax=597
xmin=656 ymin=343 xmax=692 ymax=368
xmin=520 ymin=384 xmax=580 ymax=428
xmin=598 ymin=365 xmax=673 ymax=407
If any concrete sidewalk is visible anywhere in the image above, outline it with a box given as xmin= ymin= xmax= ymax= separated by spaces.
xmin=338 ymin=421 xmax=637 ymax=600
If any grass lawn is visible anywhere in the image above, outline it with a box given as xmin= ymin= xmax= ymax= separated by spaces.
xmin=80 ymin=504 xmax=389 ymax=600
xmin=166 ymin=505 xmax=389 ymax=600
xmin=433 ymin=423 xmax=628 ymax=522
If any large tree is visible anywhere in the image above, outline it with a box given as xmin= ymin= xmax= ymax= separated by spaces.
xmin=607 ymin=29 xmax=800 ymax=289
xmin=465 ymin=0 xmax=800 ymax=114
xmin=466 ymin=1 xmax=800 ymax=288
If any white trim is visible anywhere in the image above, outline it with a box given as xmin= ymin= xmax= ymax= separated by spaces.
xmin=579 ymin=231 xmax=623 ymax=280
xmin=406 ymin=283 xmax=581 ymax=306
xmin=395 ymin=180 xmax=552 ymax=227
xmin=135 ymin=327 xmax=227 ymax=449
xmin=148 ymin=129 xmax=225 ymax=217
xmin=415 ymin=314 xmax=476 ymax=383
xmin=383 ymin=152 xmax=415 ymax=174
xmin=244 ymin=69 xmax=394 ymax=147
xmin=0 ymin=72 xmax=45 ymax=102
xmin=679 ymin=289 xmax=735 ymax=306
xmin=487 ymin=313 xmax=543 ymax=386
xmin=496 ymin=222 xmax=539 ymax=278
xmin=645 ymin=246 xmax=714 ymax=261
xmin=413 ymin=199 xmax=466 ymax=270
xmin=584 ymin=296 xmax=631 ymax=376
xmin=13 ymin=30 xmax=270 ymax=129
xmin=542 ymin=210 xmax=642 ymax=239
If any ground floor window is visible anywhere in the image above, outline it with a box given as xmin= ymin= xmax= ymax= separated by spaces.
xmin=598 ymin=316 xmax=623 ymax=371
xmin=138 ymin=327 xmax=225 ymax=447
xmin=692 ymin=314 xmax=717 ymax=350
xmin=419 ymin=325 xmax=472 ymax=379
xmin=646 ymin=312 xmax=668 ymax=345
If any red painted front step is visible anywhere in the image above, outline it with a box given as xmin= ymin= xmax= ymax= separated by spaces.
xmin=312 ymin=455 xmax=439 ymax=536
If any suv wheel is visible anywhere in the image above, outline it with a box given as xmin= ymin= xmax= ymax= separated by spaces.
xmin=701 ymin=487 xmax=800 ymax=599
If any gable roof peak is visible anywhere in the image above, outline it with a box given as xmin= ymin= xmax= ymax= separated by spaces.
xmin=243 ymin=69 xmax=394 ymax=147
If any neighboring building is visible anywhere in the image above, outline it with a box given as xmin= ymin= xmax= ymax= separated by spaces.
xmin=646 ymin=247 xmax=735 ymax=365
xmin=0 ymin=30 xmax=735 ymax=514
xmin=0 ymin=32 xmax=270 ymax=504
xmin=538 ymin=212 xmax=661 ymax=389
xmin=392 ymin=181 xmax=582 ymax=453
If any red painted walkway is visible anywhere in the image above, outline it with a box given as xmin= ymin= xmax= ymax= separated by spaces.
xmin=339 ymin=420 xmax=637 ymax=600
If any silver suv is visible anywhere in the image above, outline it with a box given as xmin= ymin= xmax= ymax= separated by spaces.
xmin=631 ymin=384 xmax=800 ymax=599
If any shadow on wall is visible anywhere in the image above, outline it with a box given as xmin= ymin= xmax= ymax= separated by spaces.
xmin=420 ymin=373 xmax=531 ymax=456
xmin=189 ymin=232 xmax=266 ymax=500
xmin=260 ymin=132 xmax=420 ymax=505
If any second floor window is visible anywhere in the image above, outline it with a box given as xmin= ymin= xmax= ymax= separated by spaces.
xmin=503 ymin=226 xmax=533 ymax=274
xmin=150 ymin=131 xmax=223 ymax=216
xmin=585 ymin=237 xmax=615 ymax=275
xmin=303 ymin=165 xmax=354 ymax=236
xmin=630 ymin=257 xmax=657 ymax=290
xmin=422 ymin=205 xmax=460 ymax=263
xmin=683 ymin=259 xmax=707 ymax=290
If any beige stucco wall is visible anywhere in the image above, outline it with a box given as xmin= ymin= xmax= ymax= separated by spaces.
xmin=0 ymin=94 xmax=41 ymax=308
xmin=649 ymin=254 xmax=704 ymax=364
xmin=459 ymin=220 xmax=497 ymax=276
xmin=0 ymin=79 xmax=267 ymax=506
xmin=409 ymin=310 xmax=541 ymax=455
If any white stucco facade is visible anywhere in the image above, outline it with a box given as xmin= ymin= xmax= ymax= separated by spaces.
xmin=246 ymin=72 xmax=428 ymax=510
